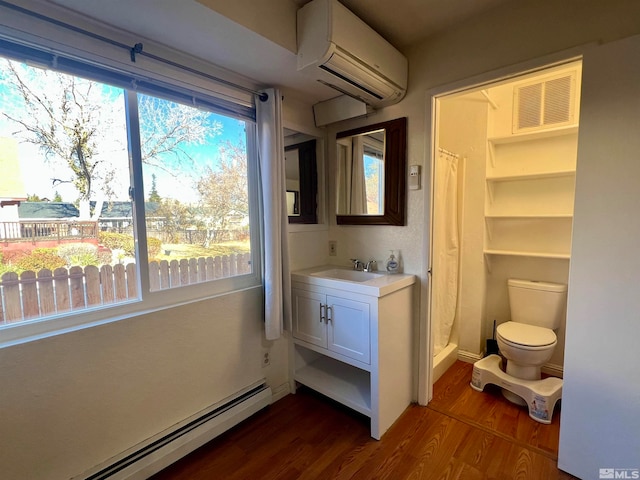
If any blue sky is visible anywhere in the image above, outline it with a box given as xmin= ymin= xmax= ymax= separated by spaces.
xmin=142 ymin=111 xmax=248 ymax=204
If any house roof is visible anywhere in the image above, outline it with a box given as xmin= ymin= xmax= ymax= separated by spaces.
xmin=17 ymin=201 xmax=161 ymax=219
xmin=18 ymin=202 xmax=79 ymax=219
xmin=98 ymin=201 xmax=160 ymax=218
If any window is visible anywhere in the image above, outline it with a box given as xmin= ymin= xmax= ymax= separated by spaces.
xmin=137 ymin=92 xmax=254 ymax=291
xmin=363 ymin=135 xmax=385 ymax=214
xmin=0 ymin=43 xmax=259 ymax=337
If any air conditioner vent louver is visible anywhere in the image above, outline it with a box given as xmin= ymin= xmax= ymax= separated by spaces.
xmin=543 ymin=76 xmax=572 ymax=125
xmin=517 ymin=83 xmax=543 ymax=130
xmin=319 ymin=64 xmax=385 ymax=100
xmin=514 ymin=72 xmax=576 ymax=133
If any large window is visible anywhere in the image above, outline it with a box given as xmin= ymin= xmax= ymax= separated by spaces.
xmin=137 ymin=92 xmax=254 ymax=291
xmin=0 ymin=47 xmax=259 ymax=337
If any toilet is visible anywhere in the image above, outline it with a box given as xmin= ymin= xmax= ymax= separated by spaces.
xmin=496 ymin=278 xmax=567 ymax=405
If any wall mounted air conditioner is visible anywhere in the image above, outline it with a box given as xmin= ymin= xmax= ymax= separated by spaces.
xmin=297 ymin=0 xmax=408 ymax=108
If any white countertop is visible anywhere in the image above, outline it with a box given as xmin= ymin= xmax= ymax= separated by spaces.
xmin=291 ymin=265 xmax=416 ymax=297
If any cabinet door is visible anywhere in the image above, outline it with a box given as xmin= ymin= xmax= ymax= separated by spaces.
xmin=292 ymin=289 xmax=327 ymax=348
xmin=326 ymin=295 xmax=370 ymax=364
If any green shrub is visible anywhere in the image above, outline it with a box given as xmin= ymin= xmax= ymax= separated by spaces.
xmin=0 ymin=251 xmax=19 ymax=276
xmin=99 ymin=232 xmax=162 ymax=259
xmin=97 ymin=250 xmax=113 ymax=266
xmin=0 ymin=251 xmax=20 ymax=277
xmin=99 ymin=232 xmax=135 ymax=256
xmin=16 ymin=248 xmax=67 ymax=272
xmin=147 ymin=237 xmax=162 ymax=257
xmin=57 ymin=243 xmax=99 ymax=267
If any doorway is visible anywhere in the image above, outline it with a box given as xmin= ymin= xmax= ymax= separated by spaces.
xmin=428 ymin=59 xmax=582 ymax=391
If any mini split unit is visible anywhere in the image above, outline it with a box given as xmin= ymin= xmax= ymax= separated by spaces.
xmin=297 ymin=0 xmax=408 ymax=109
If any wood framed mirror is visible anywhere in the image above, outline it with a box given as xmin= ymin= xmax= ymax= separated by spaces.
xmin=336 ymin=117 xmax=406 ymax=226
xmin=285 ymin=139 xmax=318 ymax=224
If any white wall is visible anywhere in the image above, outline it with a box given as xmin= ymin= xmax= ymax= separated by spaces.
xmin=0 ymin=289 xmax=278 ymax=480
xmin=558 ymin=34 xmax=640 ymax=478
xmin=196 ymin=0 xmax=297 ymax=53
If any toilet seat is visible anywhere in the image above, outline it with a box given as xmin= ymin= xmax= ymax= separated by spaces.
xmin=496 ymin=321 xmax=556 ymax=350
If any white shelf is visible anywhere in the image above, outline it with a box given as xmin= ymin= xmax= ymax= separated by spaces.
xmin=295 ymin=356 xmax=372 ymax=417
xmin=486 ymin=169 xmax=575 ymax=182
xmin=484 ymin=249 xmax=571 ymax=260
xmin=488 ymin=125 xmax=579 ymax=144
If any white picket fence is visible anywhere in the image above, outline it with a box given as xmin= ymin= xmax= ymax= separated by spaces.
xmin=0 ymin=253 xmax=251 ymax=324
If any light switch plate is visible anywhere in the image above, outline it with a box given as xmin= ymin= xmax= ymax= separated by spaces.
xmin=409 ymin=164 xmax=421 ymax=190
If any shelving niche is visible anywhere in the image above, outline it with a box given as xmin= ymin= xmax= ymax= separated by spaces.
xmin=484 ymin=125 xmax=578 ymax=264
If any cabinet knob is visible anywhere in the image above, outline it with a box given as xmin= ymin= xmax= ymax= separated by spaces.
xmin=319 ymin=303 xmax=325 ymax=323
xmin=326 ymin=305 xmax=333 ymax=323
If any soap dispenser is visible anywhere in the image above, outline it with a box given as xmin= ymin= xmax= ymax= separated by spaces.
xmin=386 ymin=250 xmax=399 ymax=274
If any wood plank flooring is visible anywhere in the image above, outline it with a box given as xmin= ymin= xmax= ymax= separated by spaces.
xmin=152 ymin=361 xmax=576 ymax=480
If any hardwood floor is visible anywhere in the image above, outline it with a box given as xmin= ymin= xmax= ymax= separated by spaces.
xmin=152 ymin=361 xmax=576 ymax=479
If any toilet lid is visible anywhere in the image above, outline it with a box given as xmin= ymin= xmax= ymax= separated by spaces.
xmin=496 ymin=321 xmax=557 ymax=347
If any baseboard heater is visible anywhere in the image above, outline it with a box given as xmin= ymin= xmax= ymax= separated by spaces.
xmin=79 ymin=383 xmax=272 ymax=480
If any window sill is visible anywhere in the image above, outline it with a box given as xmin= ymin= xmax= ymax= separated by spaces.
xmin=0 ymin=277 xmax=261 ymax=349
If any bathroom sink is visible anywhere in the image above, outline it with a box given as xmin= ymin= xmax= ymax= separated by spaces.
xmin=292 ymin=265 xmax=416 ymax=297
xmin=309 ymin=268 xmax=384 ymax=282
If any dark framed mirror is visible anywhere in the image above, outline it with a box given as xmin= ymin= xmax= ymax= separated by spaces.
xmin=285 ymin=139 xmax=317 ymax=224
xmin=336 ymin=117 xmax=406 ymax=226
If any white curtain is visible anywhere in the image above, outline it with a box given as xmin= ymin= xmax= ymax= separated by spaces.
xmin=336 ymin=137 xmax=367 ymax=214
xmin=350 ymin=136 xmax=367 ymax=214
xmin=336 ymin=141 xmax=349 ymax=214
xmin=256 ymin=88 xmax=291 ymax=340
xmin=432 ymin=151 xmax=460 ymax=357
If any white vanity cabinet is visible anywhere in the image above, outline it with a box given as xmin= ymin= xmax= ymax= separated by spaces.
xmin=290 ymin=266 xmax=416 ymax=440
xmin=292 ymin=288 xmax=370 ymax=364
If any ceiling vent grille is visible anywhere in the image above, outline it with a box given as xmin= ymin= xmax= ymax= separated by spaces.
xmin=513 ymin=72 xmax=576 ymax=133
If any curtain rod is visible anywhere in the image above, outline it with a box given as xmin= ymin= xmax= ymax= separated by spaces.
xmin=438 ymin=147 xmax=459 ymax=158
xmin=0 ymin=0 xmax=269 ymax=101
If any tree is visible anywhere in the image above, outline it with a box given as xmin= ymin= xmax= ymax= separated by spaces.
xmin=0 ymin=59 xmax=219 ymax=218
xmin=148 ymin=173 xmax=161 ymax=202
xmin=53 ymin=191 xmax=63 ymax=202
xmin=197 ymin=140 xmax=248 ymax=246
xmin=26 ymin=193 xmax=41 ymax=202
xmin=153 ymin=199 xmax=196 ymax=243
xmin=137 ymin=94 xmax=221 ymax=172
xmin=1 ymin=60 xmax=125 ymax=218
xmin=365 ymin=164 xmax=381 ymax=214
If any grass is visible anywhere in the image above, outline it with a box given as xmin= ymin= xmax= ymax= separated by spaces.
xmin=153 ymin=240 xmax=250 ymax=262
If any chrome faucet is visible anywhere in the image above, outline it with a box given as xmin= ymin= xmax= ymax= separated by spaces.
xmin=351 ymin=259 xmax=377 ymax=272
xmin=364 ymin=260 xmax=377 ymax=272
xmin=350 ymin=258 xmax=364 ymax=271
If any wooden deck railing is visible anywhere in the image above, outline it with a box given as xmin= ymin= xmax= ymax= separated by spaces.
xmin=0 ymin=220 xmax=98 ymax=243
xmin=0 ymin=253 xmax=251 ymax=324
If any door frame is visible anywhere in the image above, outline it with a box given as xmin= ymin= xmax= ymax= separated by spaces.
xmin=418 ymin=45 xmax=589 ymax=406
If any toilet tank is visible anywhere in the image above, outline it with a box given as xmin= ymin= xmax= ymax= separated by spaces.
xmin=508 ymin=279 xmax=567 ymax=329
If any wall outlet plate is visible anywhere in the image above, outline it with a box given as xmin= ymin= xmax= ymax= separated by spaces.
xmin=329 ymin=240 xmax=337 ymax=256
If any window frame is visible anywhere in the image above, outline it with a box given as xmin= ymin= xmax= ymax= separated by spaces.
xmin=0 ymin=38 xmax=263 ymax=348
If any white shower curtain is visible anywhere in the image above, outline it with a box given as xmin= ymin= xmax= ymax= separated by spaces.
xmin=256 ymin=88 xmax=291 ymax=341
xmin=432 ymin=151 xmax=460 ymax=357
